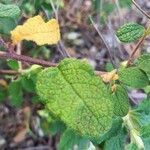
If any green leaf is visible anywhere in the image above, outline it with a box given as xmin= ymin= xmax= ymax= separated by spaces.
xmin=126 ymin=143 xmax=138 ymax=150
xmin=21 ymin=76 xmax=35 ymax=92
xmin=105 ymin=63 xmax=114 ymax=72
xmin=0 ymin=3 xmax=20 ymax=18
xmin=9 ymin=80 xmax=22 ymax=107
xmin=48 ymin=120 xmax=66 ymax=135
xmin=119 ymin=0 xmax=132 ymax=8
xmin=39 ymin=109 xmax=66 ymax=135
xmin=104 ymin=128 xmax=126 ymax=150
xmin=0 ymin=17 xmax=16 ymax=35
xmin=98 ymin=117 xmax=123 ymax=144
xmin=19 ymin=65 xmax=42 ymax=93
xmin=136 ymin=54 xmax=150 ymax=78
xmin=116 ymin=23 xmax=145 ymax=43
xmin=7 ymin=59 xmax=19 ymax=70
xmin=136 ymin=99 xmax=150 ymax=115
xmin=118 ymin=67 xmax=149 ymax=88
xmin=58 ymin=129 xmax=91 ymax=150
xmin=36 ymin=58 xmax=113 ymax=141
xmin=141 ymin=124 xmax=150 ymax=138
xmin=0 ymin=87 xmax=7 ymax=102
xmin=140 ymin=124 xmax=150 ymax=150
xmin=24 ymin=65 xmax=42 ymax=83
xmin=112 ymin=85 xmax=129 ymax=116
xmin=127 ymin=99 xmax=150 ymax=150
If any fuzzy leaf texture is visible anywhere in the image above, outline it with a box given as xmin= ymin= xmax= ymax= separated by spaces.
xmin=116 ymin=23 xmax=145 ymax=43
xmin=136 ymin=54 xmax=150 ymax=78
xmin=0 ymin=3 xmax=20 ymax=18
xmin=118 ymin=67 xmax=149 ymax=88
xmin=112 ymin=85 xmax=129 ymax=117
xmin=36 ymin=58 xmax=113 ymax=141
xmin=11 ymin=15 xmax=60 ymax=45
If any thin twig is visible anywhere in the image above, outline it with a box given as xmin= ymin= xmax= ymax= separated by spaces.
xmin=49 ymin=0 xmax=70 ymax=58
xmin=0 ymin=51 xmax=57 ymax=67
xmin=58 ymin=41 xmax=71 ymax=57
xmin=114 ymin=0 xmax=124 ymax=22
xmin=21 ymin=146 xmax=51 ymax=150
xmin=132 ymin=0 xmax=150 ymax=19
xmin=89 ymin=16 xmax=116 ymax=68
xmin=16 ymin=42 xmax=23 ymax=71
xmin=49 ymin=0 xmax=58 ymax=21
xmin=0 ymin=69 xmax=19 ymax=75
xmin=126 ymin=35 xmax=147 ymax=67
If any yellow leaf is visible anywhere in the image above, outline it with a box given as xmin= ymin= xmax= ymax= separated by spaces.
xmin=11 ymin=15 xmax=60 ymax=45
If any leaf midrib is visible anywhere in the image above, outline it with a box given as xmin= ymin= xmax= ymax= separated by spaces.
xmin=58 ymin=67 xmax=105 ymax=131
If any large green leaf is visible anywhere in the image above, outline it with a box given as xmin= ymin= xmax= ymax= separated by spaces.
xmin=0 ymin=3 xmax=20 ymax=18
xmin=112 ymin=85 xmax=129 ymax=116
xmin=118 ymin=67 xmax=149 ymax=88
xmin=116 ymin=23 xmax=145 ymax=43
xmin=36 ymin=58 xmax=113 ymax=141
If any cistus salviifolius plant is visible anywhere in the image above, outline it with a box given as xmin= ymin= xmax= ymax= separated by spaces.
xmin=0 ymin=1 xmax=150 ymax=150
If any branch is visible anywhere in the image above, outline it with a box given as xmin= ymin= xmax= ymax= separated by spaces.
xmin=0 ymin=51 xmax=106 ymax=76
xmin=0 ymin=69 xmax=19 ymax=75
xmin=126 ymin=35 xmax=146 ymax=67
xmin=126 ymin=1 xmax=150 ymax=67
xmin=0 ymin=51 xmax=57 ymax=67
xmin=132 ymin=0 xmax=150 ymax=20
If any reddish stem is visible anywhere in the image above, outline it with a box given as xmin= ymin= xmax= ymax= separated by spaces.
xmin=0 ymin=69 xmax=19 ymax=75
xmin=0 ymin=51 xmax=57 ymax=67
xmin=126 ymin=35 xmax=146 ymax=67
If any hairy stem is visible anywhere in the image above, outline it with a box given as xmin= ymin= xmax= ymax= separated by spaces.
xmin=0 ymin=51 xmax=57 ymax=67
xmin=0 ymin=69 xmax=19 ymax=75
